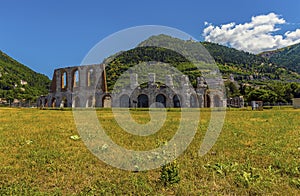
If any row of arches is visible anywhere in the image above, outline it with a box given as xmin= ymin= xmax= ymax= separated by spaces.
xmin=39 ymin=93 xmax=222 ymax=108
xmin=72 ymin=93 xmax=222 ymax=108
xmin=39 ymin=97 xmax=67 ymax=108
xmin=119 ymin=94 xmax=223 ymax=108
xmin=72 ymin=95 xmax=111 ymax=108
xmin=120 ymin=94 xmax=179 ymax=108
xmin=59 ymin=67 xmax=100 ymax=91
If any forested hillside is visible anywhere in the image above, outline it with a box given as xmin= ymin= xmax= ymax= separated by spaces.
xmin=0 ymin=50 xmax=51 ymax=103
xmin=106 ymin=35 xmax=300 ymax=104
xmin=1 ymin=34 xmax=299 ymax=105
xmin=202 ymin=42 xmax=300 ymax=82
xmin=260 ymin=43 xmax=300 ymax=73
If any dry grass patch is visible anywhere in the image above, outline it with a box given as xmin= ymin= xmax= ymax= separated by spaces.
xmin=0 ymin=107 xmax=299 ymax=195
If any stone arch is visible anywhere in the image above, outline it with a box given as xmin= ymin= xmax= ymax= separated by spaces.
xmin=173 ymin=94 xmax=181 ymax=108
xmin=190 ymin=94 xmax=198 ymax=108
xmin=51 ymin=97 xmax=57 ymax=108
xmin=61 ymin=96 xmax=68 ymax=108
xmin=156 ymin=94 xmax=166 ymax=108
xmin=72 ymin=69 xmax=79 ymax=88
xmin=86 ymin=96 xmax=95 ymax=108
xmin=138 ymin=94 xmax=149 ymax=108
xmin=120 ymin=94 xmax=130 ymax=108
xmin=61 ymin=70 xmax=68 ymax=90
xmin=44 ymin=98 xmax=48 ymax=107
xmin=102 ymin=95 xmax=112 ymax=108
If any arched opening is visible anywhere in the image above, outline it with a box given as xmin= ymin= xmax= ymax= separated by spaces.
xmin=138 ymin=94 xmax=149 ymax=108
xmin=156 ymin=94 xmax=166 ymax=108
xmin=173 ymin=95 xmax=181 ymax=108
xmin=213 ymin=95 xmax=222 ymax=107
xmin=61 ymin=71 xmax=67 ymax=90
xmin=205 ymin=94 xmax=211 ymax=108
xmin=102 ymin=95 xmax=112 ymax=108
xmin=87 ymin=68 xmax=94 ymax=87
xmin=51 ymin=97 xmax=57 ymax=108
xmin=72 ymin=69 xmax=79 ymax=88
xmin=61 ymin=97 xmax=68 ymax=108
xmin=190 ymin=94 xmax=198 ymax=108
xmin=86 ymin=96 xmax=94 ymax=108
xmin=120 ymin=94 xmax=130 ymax=108
xmin=44 ymin=99 xmax=48 ymax=107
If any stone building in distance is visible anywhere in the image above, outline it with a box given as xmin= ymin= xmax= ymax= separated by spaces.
xmin=38 ymin=63 xmax=226 ymax=108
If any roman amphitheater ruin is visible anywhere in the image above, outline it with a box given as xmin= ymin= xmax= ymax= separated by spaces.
xmin=37 ymin=63 xmax=226 ymax=108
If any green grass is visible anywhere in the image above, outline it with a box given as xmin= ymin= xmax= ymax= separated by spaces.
xmin=0 ymin=107 xmax=299 ymax=195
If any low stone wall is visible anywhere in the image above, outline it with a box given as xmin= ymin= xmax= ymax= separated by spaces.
xmin=293 ymin=98 xmax=300 ymax=108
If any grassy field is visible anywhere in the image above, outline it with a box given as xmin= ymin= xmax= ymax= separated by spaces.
xmin=0 ymin=107 xmax=299 ymax=195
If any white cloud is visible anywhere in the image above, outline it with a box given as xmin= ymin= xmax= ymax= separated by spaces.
xmin=203 ymin=13 xmax=300 ymax=54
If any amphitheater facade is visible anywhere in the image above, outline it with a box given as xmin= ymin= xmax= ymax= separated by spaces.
xmin=37 ymin=64 xmax=226 ymax=108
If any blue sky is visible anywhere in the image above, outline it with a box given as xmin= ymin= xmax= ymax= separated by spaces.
xmin=0 ymin=0 xmax=300 ymax=78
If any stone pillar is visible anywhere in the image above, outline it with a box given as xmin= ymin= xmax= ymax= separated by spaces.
xmin=198 ymin=94 xmax=204 ymax=108
xmin=56 ymin=70 xmax=62 ymax=92
xmin=79 ymin=66 xmax=87 ymax=88
xmin=67 ymin=69 xmax=72 ymax=92
xmin=180 ymin=75 xmax=190 ymax=107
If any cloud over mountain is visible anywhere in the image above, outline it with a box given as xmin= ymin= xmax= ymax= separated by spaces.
xmin=203 ymin=13 xmax=300 ymax=54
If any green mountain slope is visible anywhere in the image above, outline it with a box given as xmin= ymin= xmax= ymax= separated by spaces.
xmin=105 ymin=35 xmax=203 ymax=90
xmin=106 ymin=35 xmax=299 ymax=89
xmin=105 ymin=35 xmax=300 ymax=103
xmin=202 ymin=42 xmax=300 ymax=82
xmin=0 ymin=50 xmax=51 ymax=102
xmin=260 ymin=43 xmax=300 ymax=73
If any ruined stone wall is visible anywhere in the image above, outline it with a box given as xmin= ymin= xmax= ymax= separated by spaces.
xmin=38 ymin=64 xmax=107 ymax=108
xmin=38 ymin=65 xmax=226 ymax=108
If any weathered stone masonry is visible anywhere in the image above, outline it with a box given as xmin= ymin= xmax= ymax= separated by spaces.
xmin=38 ymin=64 xmax=226 ymax=108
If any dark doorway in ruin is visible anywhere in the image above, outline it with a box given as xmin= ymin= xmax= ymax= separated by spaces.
xmin=173 ymin=95 xmax=181 ymax=108
xmin=120 ymin=94 xmax=130 ymax=108
xmin=138 ymin=94 xmax=149 ymax=108
xmin=44 ymin=99 xmax=48 ymax=107
xmin=103 ymin=95 xmax=112 ymax=108
xmin=156 ymin=94 xmax=166 ymax=108
xmin=51 ymin=97 xmax=56 ymax=107
xmin=205 ymin=94 xmax=211 ymax=108
xmin=62 ymin=97 xmax=68 ymax=107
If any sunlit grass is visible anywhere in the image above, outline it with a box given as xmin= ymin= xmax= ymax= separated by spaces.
xmin=0 ymin=107 xmax=299 ymax=195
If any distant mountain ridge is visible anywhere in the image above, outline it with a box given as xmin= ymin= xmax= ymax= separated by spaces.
xmin=0 ymin=50 xmax=50 ymax=103
xmin=259 ymin=42 xmax=300 ymax=73
xmin=1 ymin=35 xmax=299 ymax=104
xmin=105 ymin=34 xmax=300 ymax=104
xmin=136 ymin=35 xmax=300 ymax=81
